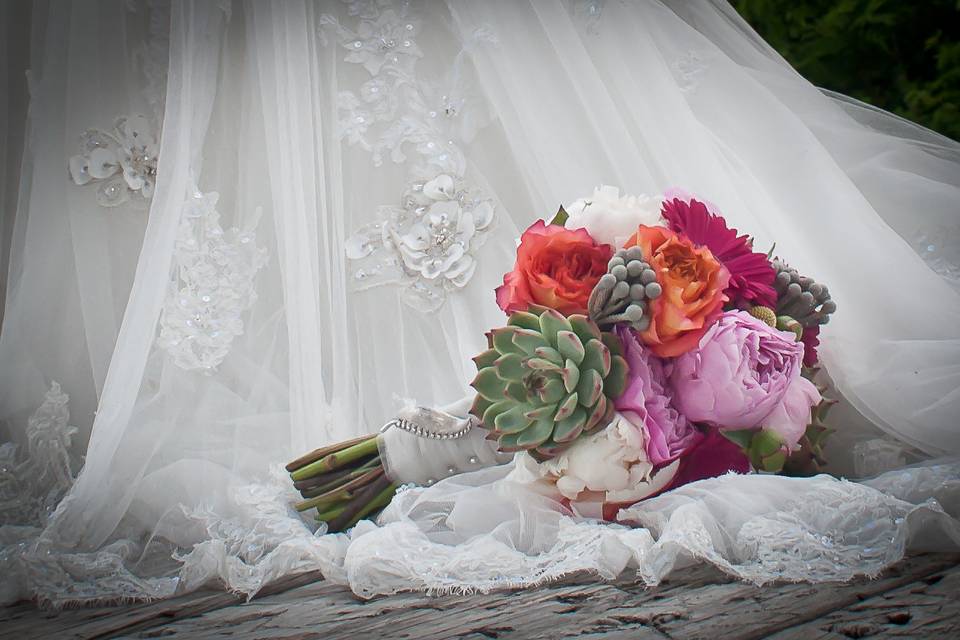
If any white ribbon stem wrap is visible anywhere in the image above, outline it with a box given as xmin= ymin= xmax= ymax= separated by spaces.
xmin=378 ymin=396 xmax=513 ymax=486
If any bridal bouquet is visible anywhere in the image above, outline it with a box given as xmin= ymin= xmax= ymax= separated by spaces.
xmin=287 ymin=186 xmax=837 ymax=530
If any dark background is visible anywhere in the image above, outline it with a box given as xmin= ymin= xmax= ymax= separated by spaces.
xmin=734 ymin=0 xmax=960 ymax=141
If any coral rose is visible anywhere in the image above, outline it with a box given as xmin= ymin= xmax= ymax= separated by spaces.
xmin=624 ymin=225 xmax=730 ymax=357
xmin=495 ymin=220 xmax=612 ymax=315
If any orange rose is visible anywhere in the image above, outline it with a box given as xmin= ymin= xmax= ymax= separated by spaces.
xmin=496 ymin=221 xmax=613 ymax=315
xmin=625 ymin=225 xmax=730 ymax=357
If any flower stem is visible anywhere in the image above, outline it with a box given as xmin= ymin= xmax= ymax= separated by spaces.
xmin=296 ymin=455 xmax=381 ymax=495
xmin=342 ymin=483 xmax=397 ymax=531
xmin=285 ymin=434 xmax=374 ymax=473
xmin=294 ymin=466 xmax=384 ymax=512
xmin=290 ymin=436 xmax=380 ymax=481
xmin=294 ymin=488 xmax=354 ymax=512
xmin=325 ymin=474 xmax=391 ymax=532
xmin=314 ymin=504 xmax=347 ymax=522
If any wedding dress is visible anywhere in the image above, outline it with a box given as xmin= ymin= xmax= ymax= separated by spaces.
xmin=0 ymin=0 xmax=958 ymax=607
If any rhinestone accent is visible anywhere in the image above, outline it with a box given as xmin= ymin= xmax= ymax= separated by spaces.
xmin=380 ymin=416 xmax=474 ymax=440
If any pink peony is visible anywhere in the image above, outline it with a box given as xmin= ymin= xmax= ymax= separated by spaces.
xmin=669 ymin=310 xmax=819 ymax=450
xmin=661 ymin=195 xmax=777 ymax=309
xmin=763 ymin=375 xmax=822 ymax=449
xmin=614 ymin=325 xmax=701 ymax=465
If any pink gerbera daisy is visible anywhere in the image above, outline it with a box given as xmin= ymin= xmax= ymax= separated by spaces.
xmin=661 ymin=197 xmax=777 ymax=309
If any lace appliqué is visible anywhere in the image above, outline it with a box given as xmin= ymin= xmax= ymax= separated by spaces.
xmin=324 ymin=0 xmax=497 ymax=312
xmin=69 ymin=2 xmax=169 ymax=208
xmin=0 ymin=383 xmax=77 ymax=527
xmin=573 ymin=1 xmax=605 ymax=33
xmin=913 ymin=225 xmax=960 ymax=286
xmin=673 ymin=50 xmax=717 ymax=93
xmin=345 ymin=174 xmax=494 ymax=310
xmin=68 ymin=115 xmax=160 ymax=207
xmin=156 ymin=192 xmax=269 ymax=372
xmin=129 ymin=0 xmax=171 ymax=122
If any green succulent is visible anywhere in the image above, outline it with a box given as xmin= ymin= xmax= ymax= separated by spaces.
xmin=469 ymin=305 xmax=629 ymax=458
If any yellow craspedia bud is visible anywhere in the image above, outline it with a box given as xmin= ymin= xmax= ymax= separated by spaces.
xmin=776 ymin=315 xmax=804 ymax=341
xmin=748 ymin=305 xmax=777 ymax=328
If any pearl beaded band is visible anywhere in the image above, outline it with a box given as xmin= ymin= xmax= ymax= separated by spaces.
xmin=380 ymin=415 xmax=475 ymax=440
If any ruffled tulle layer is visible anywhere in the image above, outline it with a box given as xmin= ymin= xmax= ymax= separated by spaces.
xmin=5 ymin=461 xmax=958 ymax=607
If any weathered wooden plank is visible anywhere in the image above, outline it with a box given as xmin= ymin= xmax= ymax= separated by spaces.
xmin=767 ymin=560 xmax=960 ymax=639
xmin=3 ymin=554 xmax=958 ymax=640
xmin=120 ymin=555 xmax=958 ymax=640
xmin=640 ymin=553 xmax=960 ymax=640
xmin=0 ymin=570 xmax=324 ymax=640
xmin=99 ymin=566 xmax=727 ymax=639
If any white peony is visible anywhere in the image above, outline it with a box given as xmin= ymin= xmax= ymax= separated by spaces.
xmin=536 ymin=412 xmax=672 ymax=508
xmin=563 ymin=185 xmax=664 ymax=246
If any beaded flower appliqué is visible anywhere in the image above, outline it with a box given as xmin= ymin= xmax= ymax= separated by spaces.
xmin=68 ymin=115 xmax=159 ymax=208
xmin=324 ymin=0 xmax=497 ymax=312
xmin=346 ymin=174 xmax=494 ymax=310
xmin=156 ymin=192 xmax=269 ymax=372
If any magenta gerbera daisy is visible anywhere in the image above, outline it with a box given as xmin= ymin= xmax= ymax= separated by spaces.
xmin=801 ymin=325 xmax=820 ymax=368
xmin=661 ymin=197 xmax=777 ymax=309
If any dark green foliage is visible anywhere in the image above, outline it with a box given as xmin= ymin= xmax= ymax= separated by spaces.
xmin=735 ymin=0 xmax=960 ymax=140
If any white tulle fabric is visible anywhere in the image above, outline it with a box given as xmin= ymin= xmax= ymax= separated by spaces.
xmin=0 ymin=0 xmax=959 ymax=607
xmin=339 ymin=459 xmax=960 ymax=597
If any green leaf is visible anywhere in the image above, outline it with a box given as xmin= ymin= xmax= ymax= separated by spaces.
xmin=538 ymin=378 xmax=566 ymax=404
xmin=561 ymin=359 xmax=581 ymax=393
xmin=720 ymin=428 xmax=755 ymax=451
xmin=524 ymin=403 xmax=556 ymax=420
xmin=553 ymin=407 xmax=586 ymax=443
xmin=526 ymin=358 xmax=561 ymax=372
xmin=584 ymin=394 xmax=608 ymax=430
xmin=601 ymin=331 xmax=624 ymax=358
xmin=507 ymin=311 xmax=542 ymax=332
xmin=581 ymin=338 xmax=611 ymax=377
xmin=512 ymin=328 xmax=549 ymax=355
xmin=472 ymin=348 xmax=500 ymax=370
xmin=548 ymin=205 xmax=570 ymax=227
xmin=576 ymin=369 xmax=603 ymax=406
xmin=751 ymin=429 xmax=785 ymax=457
xmin=516 ymin=417 xmax=554 ymax=448
xmin=603 ymin=355 xmax=628 ymax=399
xmin=535 ymin=439 xmax=567 ymax=458
xmin=569 ymin=315 xmax=602 ymax=345
xmin=556 ymin=331 xmax=585 ymax=365
xmin=496 ymin=432 xmax=526 ymax=453
xmin=533 ymin=346 xmax=564 ymax=366
xmin=492 ymin=327 xmax=523 ymax=355
xmin=482 ymin=400 xmax=514 ymax=427
xmin=506 ymin=381 xmax=527 ymax=402
xmin=539 ymin=309 xmax=573 ymax=345
xmin=555 ymin=391 xmax=579 ymax=421
xmin=760 ymin=451 xmax=787 ymax=473
xmin=494 ymin=405 xmax=532 ymax=434
xmin=494 ymin=353 xmax=527 ymax=381
xmin=470 ymin=395 xmax=492 ymax=420
xmin=472 ymin=368 xmax=508 ymax=401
